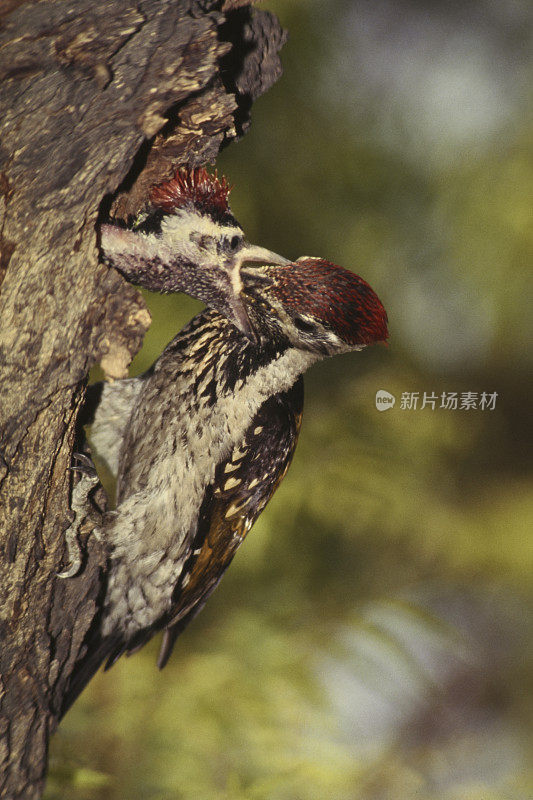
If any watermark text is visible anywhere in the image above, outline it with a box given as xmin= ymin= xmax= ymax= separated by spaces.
xmin=375 ymin=391 xmax=498 ymax=411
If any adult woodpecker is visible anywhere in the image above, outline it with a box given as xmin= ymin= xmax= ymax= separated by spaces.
xmin=100 ymin=167 xmax=289 ymax=339
xmin=63 ymin=257 xmax=387 ymax=711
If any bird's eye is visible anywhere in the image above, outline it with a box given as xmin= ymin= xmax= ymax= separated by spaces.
xmin=229 ymin=235 xmax=241 ymax=250
xmin=294 ymin=316 xmax=316 ymax=334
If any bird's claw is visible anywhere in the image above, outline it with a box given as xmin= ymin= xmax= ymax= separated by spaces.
xmin=57 ymin=527 xmax=84 ymax=579
xmin=70 ymin=452 xmax=98 ymax=478
xmin=57 ymin=454 xmax=101 ymax=579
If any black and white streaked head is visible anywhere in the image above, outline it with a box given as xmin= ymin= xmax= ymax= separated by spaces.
xmin=241 ymin=256 xmax=389 ymax=359
xmin=100 ymin=167 xmax=289 ymax=340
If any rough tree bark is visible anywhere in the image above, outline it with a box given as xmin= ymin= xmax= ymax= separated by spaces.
xmin=0 ymin=1 xmax=286 ymax=797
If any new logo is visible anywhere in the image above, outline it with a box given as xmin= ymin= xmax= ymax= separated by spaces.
xmin=375 ymin=390 xmax=396 ymax=411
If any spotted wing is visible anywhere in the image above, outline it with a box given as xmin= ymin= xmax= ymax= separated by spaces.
xmin=157 ymin=377 xmax=304 ymax=668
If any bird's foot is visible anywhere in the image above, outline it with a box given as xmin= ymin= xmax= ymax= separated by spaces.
xmin=57 ymin=454 xmax=102 ymax=579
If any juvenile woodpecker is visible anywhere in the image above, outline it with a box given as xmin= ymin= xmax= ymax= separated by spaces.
xmin=68 ymin=257 xmax=387 ymax=701
xmin=100 ymin=167 xmax=288 ymax=339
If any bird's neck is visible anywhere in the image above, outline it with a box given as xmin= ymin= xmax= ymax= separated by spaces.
xmin=158 ymin=309 xmax=318 ymax=403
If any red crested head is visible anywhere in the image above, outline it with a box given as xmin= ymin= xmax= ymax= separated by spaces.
xmin=269 ymin=258 xmax=389 ymax=347
xmin=248 ymin=257 xmax=388 ymax=352
xmin=149 ymin=167 xmax=232 ymax=220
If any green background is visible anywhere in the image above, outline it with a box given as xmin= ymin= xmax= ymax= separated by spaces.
xmin=49 ymin=1 xmax=532 ymax=797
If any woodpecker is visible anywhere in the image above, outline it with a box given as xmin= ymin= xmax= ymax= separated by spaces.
xmin=100 ymin=167 xmax=289 ymax=339
xmin=65 ymin=257 xmax=387 ymax=706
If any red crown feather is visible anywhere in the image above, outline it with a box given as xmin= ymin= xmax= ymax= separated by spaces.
xmin=270 ymin=258 xmax=389 ymax=347
xmin=149 ymin=167 xmax=232 ymax=217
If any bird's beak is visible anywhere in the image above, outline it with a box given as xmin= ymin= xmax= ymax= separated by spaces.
xmin=228 ymin=295 xmax=258 ymax=344
xmin=236 ymin=244 xmax=291 ymax=268
xmin=221 ymin=245 xmax=289 ymax=344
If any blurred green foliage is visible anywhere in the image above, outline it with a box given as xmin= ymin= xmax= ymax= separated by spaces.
xmin=48 ymin=1 xmax=532 ymax=797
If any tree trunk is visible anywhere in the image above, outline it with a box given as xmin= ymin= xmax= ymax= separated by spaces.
xmin=0 ymin=1 xmax=285 ymax=796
